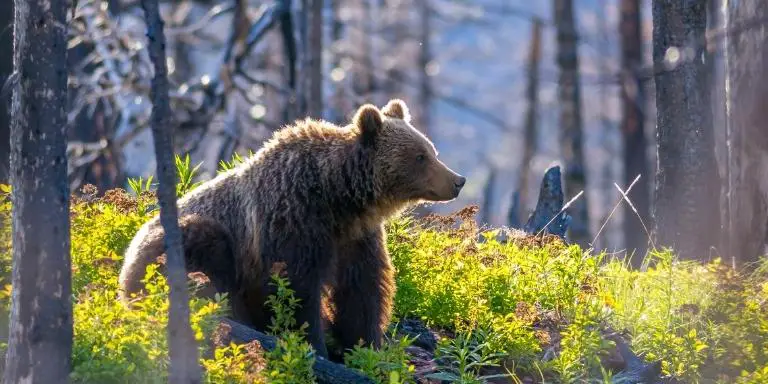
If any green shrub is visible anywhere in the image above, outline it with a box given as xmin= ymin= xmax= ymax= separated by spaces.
xmin=1 ymin=156 xmax=767 ymax=383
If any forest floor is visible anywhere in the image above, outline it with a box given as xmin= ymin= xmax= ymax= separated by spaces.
xmin=0 ymin=174 xmax=766 ymax=383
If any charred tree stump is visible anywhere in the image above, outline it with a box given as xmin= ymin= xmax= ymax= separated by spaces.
xmin=517 ymin=165 xmax=572 ymax=239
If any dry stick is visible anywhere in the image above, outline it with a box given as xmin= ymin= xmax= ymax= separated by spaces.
xmin=591 ymin=174 xmax=641 ymax=247
xmin=614 ymin=182 xmax=657 ymax=252
xmin=535 ymin=190 xmax=584 ymax=238
xmin=140 ymin=0 xmax=202 ymax=381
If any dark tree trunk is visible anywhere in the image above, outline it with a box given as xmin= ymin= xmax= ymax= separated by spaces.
xmin=140 ymin=0 xmax=202 ymax=381
xmin=288 ymin=0 xmax=323 ymax=120
xmin=619 ymin=0 xmax=650 ymax=266
xmin=412 ymin=0 xmax=434 ymax=218
xmin=2 ymin=0 xmax=73 ymax=381
xmin=517 ymin=19 xmax=542 ymax=225
xmin=307 ymin=0 xmax=323 ymax=118
xmin=652 ymin=0 xmax=720 ymax=261
xmin=417 ymin=0 xmax=432 ymax=134
xmin=725 ymin=0 xmax=768 ymax=266
xmin=553 ymin=0 xmax=590 ymax=247
xmin=0 ymin=1 xmax=12 ymax=183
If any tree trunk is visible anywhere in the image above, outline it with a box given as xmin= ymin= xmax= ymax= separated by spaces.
xmin=553 ymin=0 xmax=590 ymax=247
xmin=3 ymin=0 xmax=73 ymax=381
xmin=725 ymin=0 xmax=768 ymax=266
xmin=139 ymin=0 xmax=202 ymax=381
xmin=417 ymin=0 xmax=432 ymax=135
xmin=619 ymin=0 xmax=650 ymax=266
xmin=517 ymin=19 xmax=542 ymax=225
xmin=307 ymin=0 xmax=323 ymax=118
xmin=652 ymin=0 xmax=720 ymax=261
xmin=288 ymin=0 xmax=323 ymax=119
xmin=0 ymin=1 xmax=12 ymax=183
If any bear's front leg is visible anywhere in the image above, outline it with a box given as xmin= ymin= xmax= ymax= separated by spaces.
xmin=330 ymin=227 xmax=395 ymax=353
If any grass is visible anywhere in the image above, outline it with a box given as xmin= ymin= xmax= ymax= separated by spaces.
xmin=0 ymin=154 xmax=766 ymax=383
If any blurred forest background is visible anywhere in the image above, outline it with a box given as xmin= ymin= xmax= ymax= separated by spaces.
xmin=0 ymin=0 xmax=763 ymax=264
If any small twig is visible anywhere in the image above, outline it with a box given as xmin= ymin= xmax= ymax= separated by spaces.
xmin=614 ymin=181 xmax=657 ymax=252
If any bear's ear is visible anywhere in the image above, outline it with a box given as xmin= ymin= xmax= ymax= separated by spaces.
xmin=354 ymin=104 xmax=383 ymax=146
xmin=381 ymin=99 xmax=411 ymax=122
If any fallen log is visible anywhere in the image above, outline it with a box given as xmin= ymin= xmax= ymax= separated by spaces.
xmin=221 ymin=318 xmax=376 ymax=384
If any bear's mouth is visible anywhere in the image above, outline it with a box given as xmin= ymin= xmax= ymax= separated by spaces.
xmin=423 ymin=189 xmax=460 ymax=202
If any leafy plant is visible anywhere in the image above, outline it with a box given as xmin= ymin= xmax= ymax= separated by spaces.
xmin=175 ymin=153 xmax=203 ymax=197
xmin=344 ymin=330 xmax=416 ymax=384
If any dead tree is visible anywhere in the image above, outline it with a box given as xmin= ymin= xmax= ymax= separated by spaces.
xmin=140 ymin=0 xmax=202 ymax=381
xmin=517 ymin=19 xmax=543 ymax=225
xmin=619 ymin=0 xmax=650 ymax=266
xmin=307 ymin=0 xmax=323 ymax=118
xmin=0 ymin=1 xmax=12 ymax=183
xmin=553 ymin=0 xmax=590 ymax=247
xmin=725 ymin=0 xmax=768 ymax=266
xmin=2 ymin=0 xmax=73 ymax=381
xmin=652 ymin=0 xmax=720 ymax=261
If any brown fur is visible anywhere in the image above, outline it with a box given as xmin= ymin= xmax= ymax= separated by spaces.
xmin=118 ymin=99 xmax=466 ymax=358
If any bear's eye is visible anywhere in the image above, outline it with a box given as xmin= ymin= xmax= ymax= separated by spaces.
xmin=416 ymin=154 xmax=425 ymax=163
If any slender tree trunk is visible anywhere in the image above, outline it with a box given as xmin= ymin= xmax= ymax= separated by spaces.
xmin=417 ymin=0 xmax=432 ymax=135
xmin=307 ymin=0 xmax=323 ymax=118
xmin=553 ymin=0 xmax=590 ymax=247
xmin=652 ymin=0 xmax=720 ymax=261
xmin=725 ymin=0 xmax=768 ymax=266
xmin=481 ymin=168 xmax=497 ymax=225
xmin=0 ymin=1 xmax=12 ymax=183
xmin=140 ymin=0 xmax=202 ymax=381
xmin=518 ymin=19 xmax=542 ymax=225
xmin=289 ymin=0 xmax=323 ymax=119
xmin=619 ymin=0 xmax=650 ymax=265
xmin=3 ymin=0 xmax=73 ymax=381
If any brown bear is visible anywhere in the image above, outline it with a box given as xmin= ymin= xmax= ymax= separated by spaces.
xmin=118 ymin=99 xmax=466 ymax=358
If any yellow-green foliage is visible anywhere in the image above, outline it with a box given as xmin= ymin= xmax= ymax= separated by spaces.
xmin=386 ymin=213 xmax=768 ymax=383
xmin=0 ymin=154 xmax=767 ymax=383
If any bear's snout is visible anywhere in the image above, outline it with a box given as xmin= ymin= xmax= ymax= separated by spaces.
xmin=451 ymin=175 xmax=466 ymax=198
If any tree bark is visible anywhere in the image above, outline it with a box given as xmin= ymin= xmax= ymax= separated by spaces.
xmin=0 ymin=1 xmax=12 ymax=183
xmin=553 ymin=0 xmax=590 ymax=248
xmin=517 ymin=19 xmax=542 ymax=225
xmin=652 ymin=0 xmax=720 ymax=261
xmin=140 ymin=0 xmax=202 ymax=381
xmin=619 ymin=0 xmax=650 ymax=266
xmin=725 ymin=0 xmax=768 ymax=266
xmin=307 ymin=0 xmax=323 ymax=118
xmin=3 ymin=0 xmax=73 ymax=381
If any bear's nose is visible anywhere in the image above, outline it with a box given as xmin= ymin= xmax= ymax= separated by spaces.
xmin=454 ymin=176 xmax=466 ymax=189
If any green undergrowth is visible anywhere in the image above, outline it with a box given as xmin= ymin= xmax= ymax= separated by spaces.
xmin=0 ymin=155 xmax=766 ymax=383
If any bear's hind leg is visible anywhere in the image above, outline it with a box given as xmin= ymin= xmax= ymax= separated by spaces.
xmin=329 ymin=228 xmax=395 ymax=353
xmin=261 ymin=231 xmax=334 ymax=358
xmin=119 ymin=214 xmax=238 ymax=304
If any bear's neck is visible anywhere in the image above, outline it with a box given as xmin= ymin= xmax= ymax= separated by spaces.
xmin=322 ymin=142 xmax=400 ymax=234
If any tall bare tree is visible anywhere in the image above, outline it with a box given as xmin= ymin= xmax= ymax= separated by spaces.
xmin=517 ymin=19 xmax=542 ymax=225
xmin=307 ymin=0 xmax=323 ymax=118
xmin=652 ymin=0 xmax=720 ymax=261
xmin=619 ymin=0 xmax=650 ymax=265
xmin=725 ymin=0 xmax=768 ymax=266
xmin=3 ymin=0 xmax=73 ymax=381
xmin=553 ymin=0 xmax=590 ymax=247
xmin=0 ymin=2 xmax=12 ymax=183
xmin=140 ymin=0 xmax=202 ymax=381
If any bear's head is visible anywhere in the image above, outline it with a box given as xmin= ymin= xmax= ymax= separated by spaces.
xmin=353 ymin=99 xmax=466 ymax=204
